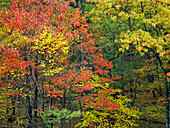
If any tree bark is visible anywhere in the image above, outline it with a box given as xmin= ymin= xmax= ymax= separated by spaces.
xmin=33 ymin=50 xmax=38 ymax=127
xmin=149 ymin=48 xmax=169 ymax=128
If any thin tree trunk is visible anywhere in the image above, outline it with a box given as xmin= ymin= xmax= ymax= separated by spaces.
xmin=165 ymin=76 xmax=169 ymax=128
xmin=12 ymin=96 xmax=16 ymax=115
xmin=28 ymin=96 xmax=33 ymax=128
xmin=81 ymin=0 xmax=85 ymax=15
xmin=34 ymin=85 xmax=38 ymax=126
xmin=42 ymin=77 xmax=45 ymax=112
xmin=121 ymin=81 xmax=125 ymax=96
xmin=152 ymin=90 xmax=156 ymax=97
xmin=23 ymin=45 xmax=33 ymax=128
xmin=156 ymin=60 xmax=162 ymax=96
xmin=51 ymin=97 xmax=53 ymax=128
xmin=132 ymin=81 xmax=137 ymax=106
xmin=61 ymin=89 xmax=66 ymax=128
xmin=76 ymin=0 xmax=81 ymax=10
xmin=130 ymin=87 xmax=133 ymax=98
xmin=34 ymin=50 xmax=38 ymax=126
xmin=76 ymin=41 xmax=79 ymax=72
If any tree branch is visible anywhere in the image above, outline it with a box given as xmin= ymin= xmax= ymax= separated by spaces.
xmin=109 ymin=52 xmax=122 ymax=61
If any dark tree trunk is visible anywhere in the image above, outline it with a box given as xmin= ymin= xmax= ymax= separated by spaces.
xmin=7 ymin=96 xmax=16 ymax=123
xmin=12 ymin=96 xmax=16 ymax=115
xmin=61 ymin=89 xmax=66 ymax=128
xmin=51 ymin=97 xmax=53 ymax=128
xmin=152 ymin=90 xmax=156 ymax=97
xmin=34 ymin=50 xmax=38 ymax=127
xmin=34 ymin=85 xmax=38 ymax=125
xmin=149 ymin=48 xmax=169 ymax=128
xmin=28 ymin=96 xmax=33 ymax=128
xmin=130 ymin=87 xmax=133 ymax=98
xmin=156 ymin=60 xmax=162 ymax=96
xmin=132 ymin=81 xmax=137 ymax=106
xmin=165 ymin=76 xmax=169 ymax=128
xmin=23 ymin=45 xmax=33 ymax=128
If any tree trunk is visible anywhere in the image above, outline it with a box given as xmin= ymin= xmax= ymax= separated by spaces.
xmin=28 ymin=96 xmax=33 ymax=128
xmin=12 ymin=96 xmax=16 ymax=115
xmin=165 ymin=75 xmax=169 ymax=128
xmin=130 ymin=87 xmax=133 ymax=98
xmin=152 ymin=90 xmax=156 ymax=97
xmin=150 ymin=48 xmax=169 ymax=128
xmin=51 ymin=97 xmax=53 ymax=128
xmin=33 ymin=50 xmax=38 ymax=127
xmin=156 ymin=60 xmax=162 ymax=96
xmin=61 ymin=89 xmax=66 ymax=128
xmin=34 ymin=85 xmax=38 ymax=125
xmin=132 ymin=81 xmax=137 ymax=106
xmin=23 ymin=45 xmax=33 ymax=128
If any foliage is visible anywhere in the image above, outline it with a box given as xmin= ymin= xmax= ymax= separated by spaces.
xmin=76 ymin=83 xmax=140 ymax=128
xmin=85 ymin=0 xmax=169 ymax=127
xmin=43 ymin=108 xmax=81 ymax=127
xmin=0 ymin=0 xmax=169 ymax=127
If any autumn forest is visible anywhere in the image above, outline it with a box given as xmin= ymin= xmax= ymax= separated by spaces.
xmin=0 ymin=0 xmax=169 ymax=128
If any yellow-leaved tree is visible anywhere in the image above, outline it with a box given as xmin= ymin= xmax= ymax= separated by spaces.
xmin=85 ymin=0 xmax=169 ymax=127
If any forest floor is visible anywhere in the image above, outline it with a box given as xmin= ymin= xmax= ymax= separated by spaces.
xmin=133 ymin=90 xmax=165 ymax=128
xmin=0 ymin=90 xmax=166 ymax=128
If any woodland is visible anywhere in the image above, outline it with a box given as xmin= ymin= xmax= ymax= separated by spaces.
xmin=0 ymin=0 xmax=169 ymax=128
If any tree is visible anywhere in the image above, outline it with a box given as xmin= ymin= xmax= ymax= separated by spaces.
xmin=0 ymin=0 xmax=139 ymax=127
xmin=85 ymin=0 xmax=169 ymax=127
xmin=2 ymin=0 xmax=166 ymax=127
xmin=0 ymin=0 xmax=96 ymax=127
